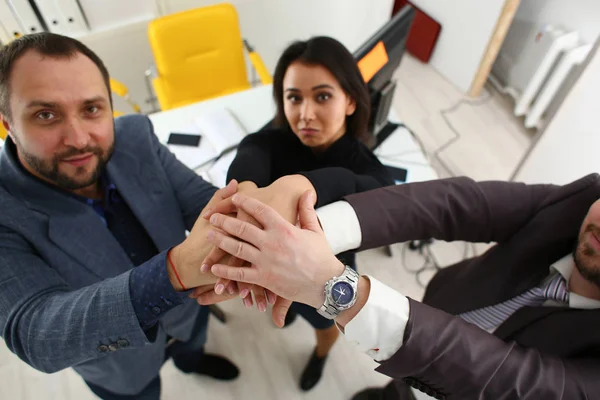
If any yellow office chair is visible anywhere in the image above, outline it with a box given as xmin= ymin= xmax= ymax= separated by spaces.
xmin=110 ymin=78 xmax=141 ymax=117
xmin=147 ymin=3 xmax=272 ymax=111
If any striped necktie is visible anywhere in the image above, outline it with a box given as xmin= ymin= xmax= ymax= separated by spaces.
xmin=459 ymin=273 xmax=569 ymax=331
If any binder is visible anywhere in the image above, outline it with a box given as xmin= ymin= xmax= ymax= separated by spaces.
xmin=0 ymin=17 xmax=10 ymax=44
xmin=0 ymin=1 xmax=25 ymax=40
xmin=34 ymin=0 xmax=88 ymax=36
xmin=6 ymin=0 xmax=44 ymax=35
xmin=53 ymin=0 xmax=88 ymax=36
xmin=33 ymin=0 xmax=66 ymax=34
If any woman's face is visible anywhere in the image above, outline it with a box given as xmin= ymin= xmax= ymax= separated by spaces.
xmin=282 ymin=62 xmax=356 ymax=151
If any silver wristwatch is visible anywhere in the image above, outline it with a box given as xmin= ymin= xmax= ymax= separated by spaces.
xmin=317 ymin=266 xmax=359 ymax=320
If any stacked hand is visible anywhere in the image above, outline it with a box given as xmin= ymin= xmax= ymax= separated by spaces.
xmin=175 ymin=175 xmax=369 ymax=329
xmin=195 ymin=190 xmax=347 ymax=327
xmin=185 ymin=175 xmax=316 ymax=321
xmin=166 ymin=179 xmax=240 ymax=290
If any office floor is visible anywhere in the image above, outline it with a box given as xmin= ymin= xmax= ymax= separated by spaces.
xmin=0 ymin=54 xmax=535 ymax=400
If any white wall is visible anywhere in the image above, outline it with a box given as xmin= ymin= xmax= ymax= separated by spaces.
xmin=514 ymin=0 xmax=600 ymax=44
xmin=513 ymin=40 xmax=600 ymax=185
xmin=409 ymin=0 xmax=506 ymax=93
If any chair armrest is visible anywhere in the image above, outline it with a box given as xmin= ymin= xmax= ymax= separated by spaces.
xmin=109 ymin=78 xmax=129 ymax=98
xmin=244 ymin=39 xmax=272 ymax=85
xmin=109 ymin=78 xmax=141 ymax=114
xmin=144 ymin=65 xmax=161 ymax=113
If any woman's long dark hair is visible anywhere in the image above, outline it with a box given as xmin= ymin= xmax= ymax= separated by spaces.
xmin=272 ymin=36 xmax=372 ymax=145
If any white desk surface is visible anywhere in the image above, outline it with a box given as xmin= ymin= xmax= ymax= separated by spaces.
xmin=148 ymin=85 xmax=275 ymax=144
xmin=148 ymin=85 xmax=437 ymax=185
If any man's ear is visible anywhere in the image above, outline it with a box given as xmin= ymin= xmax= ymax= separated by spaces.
xmin=0 ymin=115 xmax=11 ymax=138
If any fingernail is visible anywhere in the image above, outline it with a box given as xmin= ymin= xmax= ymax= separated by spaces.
xmin=258 ymin=303 xmax=266 ymax=313
xmin=240 ymin=289 xmax=249 ymax=298
xmin=228 ymin=285 xmax=236 ymax=295
xmin=200 ymin=264 xmax=209 ymax=273
xmin=232 ymin=194 xmax=239 ymax=203
xmin=202 ymin=208 xmax=212 ymax=218
xmin=207 ymin=231 xmax=215 ymax=240
xmin=267 ymin=292 xmax=276 ymax=305
xmin=215 ymin=284 xmax=224 ymax=295
xmin=209 ymin=214 xmax=217 ymax=224
xmin=244 ymin=297 xmax=253 ymax=308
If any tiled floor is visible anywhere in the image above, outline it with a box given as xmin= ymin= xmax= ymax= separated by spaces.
xmin=0 ymin=54 xmax=535 ymax=399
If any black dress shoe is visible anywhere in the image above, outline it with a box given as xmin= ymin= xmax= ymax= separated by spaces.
xmin=300 ymin=349 xmax=327 ymax=391
xmin=174 ymin=353 xmax=239 ymax=380
xmin=351 ymin=387 xmax=387 ymax=400
xmin=283 ymin=310 xmax=297 ymax=327
xmin=351 ymin=381 xmax=415 ymax=400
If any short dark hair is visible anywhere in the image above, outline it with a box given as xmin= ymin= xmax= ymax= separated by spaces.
xmin=0 ymin=32 xmax=111 ymax=121
xmin=272 ymin=36 xmax=372 ymax=145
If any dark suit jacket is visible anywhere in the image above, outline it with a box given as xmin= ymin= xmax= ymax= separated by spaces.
xmin=343 ymin=174 xmax=600 ymax=399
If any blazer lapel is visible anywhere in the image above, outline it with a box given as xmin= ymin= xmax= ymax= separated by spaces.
xmin=494 ymin=306 xmax=564 ymax=340
xmin=106 ymin=142 xmax=186 ymax=251
xmin=47 ymin=203 xmax=133 ymax=278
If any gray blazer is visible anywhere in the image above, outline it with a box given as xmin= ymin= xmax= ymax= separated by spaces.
xmin=0 ymin=114 xmax=217 ymax=395
xmin=344 ymin=175 xmax=600 ymax=399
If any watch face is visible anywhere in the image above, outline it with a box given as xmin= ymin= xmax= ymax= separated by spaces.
xmin=331 ymin=281 xmax=354 ymax=306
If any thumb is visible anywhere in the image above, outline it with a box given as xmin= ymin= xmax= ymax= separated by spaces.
xmin=298 ymin=190 xmax=321 ymax=232
xmin=271 ymin=297 xmax=293 ymax=328
xmin=220 ymin=179 xmax=238 ymax=199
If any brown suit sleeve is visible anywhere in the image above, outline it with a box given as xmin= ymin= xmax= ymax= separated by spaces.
xmin=375 ymin=299 xmax=600 ymax=399
xmin=343 ymin=176 xmax=558 ymax=250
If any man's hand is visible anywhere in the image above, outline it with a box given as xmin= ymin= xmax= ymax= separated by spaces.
xmin=199 ymin=175 xmax=315 ymax=309
xmin=198 ymin=190 xmax=344 ymax=327
xmin=200 ymin=180 xmax=272 ymax=311
xmin=200 ymin=175 xmax=315 ymax=275
xmin=202 ymin=174 xmax=315 ymax=224
xmin=166 ymin=180 xmax=238 ymax=291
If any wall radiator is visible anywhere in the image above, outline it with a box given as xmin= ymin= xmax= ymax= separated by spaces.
xmin=490 ymin=21 xmax=592 ymax=129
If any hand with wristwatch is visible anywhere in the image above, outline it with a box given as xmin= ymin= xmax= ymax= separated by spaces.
xmin=196 ymin=190 xmax=371 ymax=329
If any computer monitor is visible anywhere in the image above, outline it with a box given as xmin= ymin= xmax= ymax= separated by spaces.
xmin=353 ymin=5 xmax=415 ymax=146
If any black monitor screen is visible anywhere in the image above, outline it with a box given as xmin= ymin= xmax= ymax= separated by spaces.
xmin=354 ymin=5 xmax=415 ymax=92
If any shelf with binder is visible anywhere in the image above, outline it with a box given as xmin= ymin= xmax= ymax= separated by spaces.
xmin=33 ymin=0 xmax=89 ymax=36
xmin=7 ymin=0 xmax=44 ymax=34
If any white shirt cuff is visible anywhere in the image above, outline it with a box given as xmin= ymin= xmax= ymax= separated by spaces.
xmin=342 ymin=276 xmax=410 ymax=362
xmin=316 ymin=201 xmax=362 ymax=255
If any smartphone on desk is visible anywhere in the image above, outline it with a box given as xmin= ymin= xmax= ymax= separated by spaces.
xmin=167 ymin=132 xmax=202 ymax=147
xmin=385 ymin=165 xmax=408 ymax=184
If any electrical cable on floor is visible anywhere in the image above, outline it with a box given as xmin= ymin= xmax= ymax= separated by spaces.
xmin=392 ymin=83 xmax=495 ymax=287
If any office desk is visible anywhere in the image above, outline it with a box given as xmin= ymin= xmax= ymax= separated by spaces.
xmin=374 ymin=120 xmax=438 ymax=184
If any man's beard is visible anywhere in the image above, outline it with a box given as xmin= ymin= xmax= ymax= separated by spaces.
xmin=16 ymin=138 xmax=115 ymax=191
xmin=573 ymin=224 xmax=600 ymax=288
